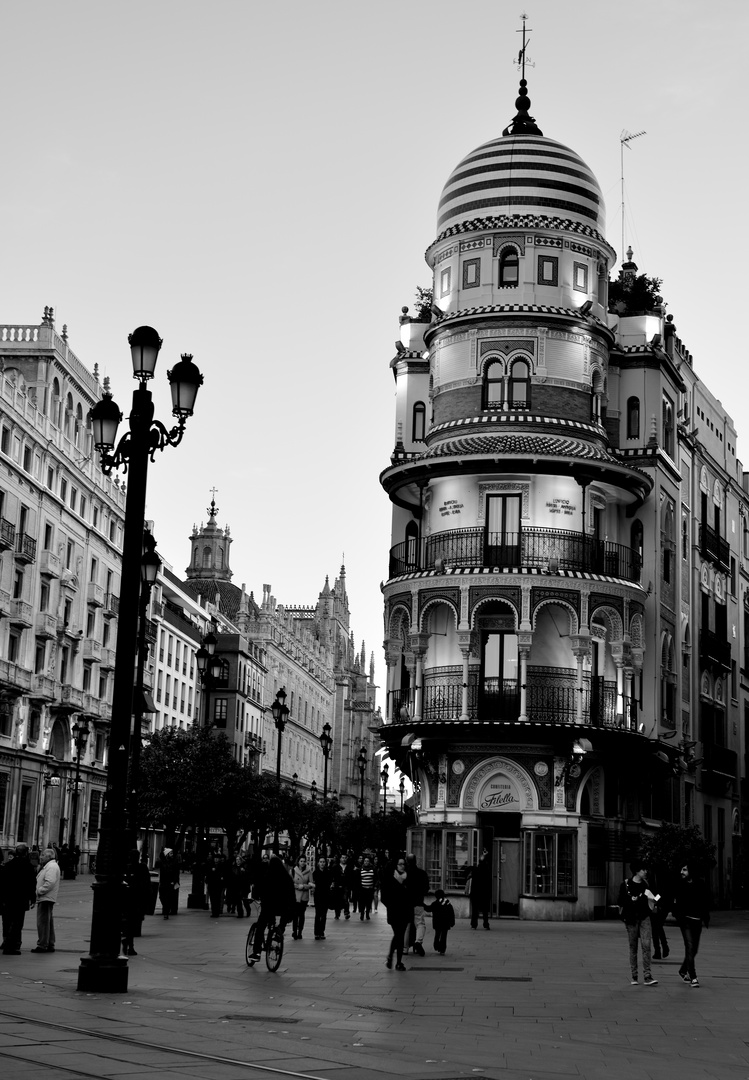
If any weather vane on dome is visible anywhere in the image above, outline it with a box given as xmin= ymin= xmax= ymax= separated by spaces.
xmin=515 ymin=13 xmax=535 ymax=79
xmin=503 ymin=13 xmax=542 ymax=137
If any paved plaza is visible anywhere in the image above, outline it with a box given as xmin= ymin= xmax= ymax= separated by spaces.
xmin=0 ymin=876 xmax=748 ymax=1080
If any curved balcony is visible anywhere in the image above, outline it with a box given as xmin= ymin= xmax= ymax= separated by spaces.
xmin=390 ymin=671 xmax=631 ymax=730
xmin=389 ymin=527 xmax=641 ymax=582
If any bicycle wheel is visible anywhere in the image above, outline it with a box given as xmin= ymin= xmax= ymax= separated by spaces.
xmin=265 ymin=928 xmax=284 ymax=972
xmin=245 ymin=922 xmax=258 ymax=966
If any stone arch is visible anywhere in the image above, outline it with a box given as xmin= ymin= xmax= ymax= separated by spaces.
xmin=420 ymin=596 xmax=459 ymax=632
xmin=577 ymin=765 xmax=603 ymax=816
xmin=469 ymin=593 xmax=519 ymax=629
xmin=48 ymin=718 xmax=68 ymax=761
xmin=388 ymin=604 xmax=411 ymax=642
xmin=629 ymin=612 xmax=644 ymax=647
xmin=589 ymin=603 xmax=623 ymax=641
xmin=461 ymin=756 xmax=537 ymax=811
xmin=530 ymin=596 xmax=579 ymax=635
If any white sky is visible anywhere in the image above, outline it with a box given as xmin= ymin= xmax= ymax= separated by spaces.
xmin=1 ymin=0 xmax=747 ymax=693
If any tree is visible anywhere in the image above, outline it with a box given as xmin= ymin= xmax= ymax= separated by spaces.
xmin=608 ymin=273 xmax=663 ymax=315
xmin=413 ymin=285 xmax=433 ymax=321
xmin=637 ymin=823 xmax=716 ymax=889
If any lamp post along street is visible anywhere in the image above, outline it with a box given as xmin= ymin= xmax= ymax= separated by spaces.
xmin=319 ymin=722 xmax=332 ymax=801
xmin=358 ymin=748 xmax=367 ymax=817
xmin=66 ymin=720 xmax=90 ymax=878
xmin=128 ymin=530 xmax=161 ymax=850
xmin=187 ymin=628 xmax=220 ymax=909
xmin=271 ymin=688 xmax=289 ymax=853
xmin=78 ymin=326 xmax=202 ymax=994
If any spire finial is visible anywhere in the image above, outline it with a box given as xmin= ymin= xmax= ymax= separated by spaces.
xmin=207 ymin=489 xmax=219 ymax=521
xmin=502 ymin=13 xmax=543 ymax=137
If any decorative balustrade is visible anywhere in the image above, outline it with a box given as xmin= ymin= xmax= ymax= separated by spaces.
xmin=0 ymin=518 xmax=15 ymax=550
xmin=103 ymin=592 xmax=120 ymax=618
xmin=15 ymin=532 xmax=37 ymax=563
xmin=699 ymin=524 xmax=730 ymax=571
xmin=390 ymin=672 xmax=622 ymax=728
xmin=389 ymin=527 xmax=641 ymax=582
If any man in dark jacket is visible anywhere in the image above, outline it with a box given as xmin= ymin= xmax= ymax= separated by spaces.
xmin=468 ymin=848 xmax=492 ymax=929
xmin=248 ymin=852 xmax=295 ymax=960
xmin=405 ymin=853 xmax=429 ymax=956
xmin=673 ymin=861 xmax=710 ymax=987
xmin=617 ymin=860 xmax=658 ymax=986
xmin=1 ymin=844 xmax=38 ymax=954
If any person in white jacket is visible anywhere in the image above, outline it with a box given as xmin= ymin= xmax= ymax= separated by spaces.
xmin=32 ymin=849 xmax=60 ymax=953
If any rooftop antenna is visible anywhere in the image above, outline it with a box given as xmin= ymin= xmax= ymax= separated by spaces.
xmin=515 ymin=12 xmax=535 ymax=78
xmin=620 ymin=129 xmax=646 ymax=263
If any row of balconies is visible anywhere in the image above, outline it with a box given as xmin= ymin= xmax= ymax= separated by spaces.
xmin=699 ymin=523 xmax=731 ymax=572
xmin=0 ymin=519 xmax=38 ymax=563
xmin=0 ymin=663 xmax=111 ymax=714
xmin=389 ymin=527 xmax=641 ymax=582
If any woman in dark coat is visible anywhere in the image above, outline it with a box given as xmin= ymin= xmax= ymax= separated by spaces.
xmin=155 ymin=848 xmax=180 ymax=918
xmin=311 ymin=856 xmax=333 ymax=940
xmin=122 ymin=850 xmax=153 ymax=955
xmin=380 ymin=857 xmax=412 ymax=970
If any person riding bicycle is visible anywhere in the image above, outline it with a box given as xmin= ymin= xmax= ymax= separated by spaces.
xmin=248 ymin=850 xmax=295 ymax=962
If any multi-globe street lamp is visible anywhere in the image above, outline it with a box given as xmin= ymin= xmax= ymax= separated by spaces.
xmin=357 ymin=746 xmax=367 ymax=817
xmin=319 ymin=722 xmax=332 ymax=800
xmin=78 ymin=325 xmax=202 ymax=994
xmin=65 ymin=720 xmax=90 ymax=877
xmin=380 ymin=762 xmax=389 ymax=815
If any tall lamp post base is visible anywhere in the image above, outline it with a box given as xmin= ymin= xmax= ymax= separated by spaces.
xmin=77 ymin=955 xmax=129 ymax=993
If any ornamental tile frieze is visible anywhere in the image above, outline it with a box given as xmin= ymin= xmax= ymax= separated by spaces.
xmin=492 ymin=234 xmax=526 ymax=257
xmin=479 ymin=338 xmax=536 ymax=357
xmin=530 ymin=588 xmax=581 ymax=624
xmin=463 ymin=757 xmax=535 ymax=810
xmin=589 ymin=592 xmax=624 ymax=622
xmin=419 ymin=589 xmax=461 ymax=627
xmin=470 ymin=586 xmax=521 ymax=625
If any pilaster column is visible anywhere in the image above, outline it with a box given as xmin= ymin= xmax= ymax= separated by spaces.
xmin=383 ymin=639 xmax=401 ymax=724
xmin=517 ymin=631 xmax=533 ymax=722
xmin=569 ymin=634 xmax=591 ymax=725
xmin=457 ymin=630 xmax=473 ymax=720
xmin=409 ymin=632 xmax=430 ymax=722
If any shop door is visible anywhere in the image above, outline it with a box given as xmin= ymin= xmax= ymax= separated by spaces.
xmin=497 ymin=840 xmax=520 ymax=916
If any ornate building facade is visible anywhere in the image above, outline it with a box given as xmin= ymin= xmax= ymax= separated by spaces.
xmin=379 ymin=78 xmax=748 ymax=917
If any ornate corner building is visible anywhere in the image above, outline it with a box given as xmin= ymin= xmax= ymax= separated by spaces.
xmin=378 ymin=78 xmax=748 ymax=917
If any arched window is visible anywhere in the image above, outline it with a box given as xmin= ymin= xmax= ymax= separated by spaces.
xmin=74 ymin=403 xmax=83 ymax=447
xmin=482 ymin=360 xmax=504 ymax=410
xmin=405 ymin=521 xmax=419 ymax=571
xmin=509 ymin=359 xmax=530 ymax=410
xmin=412 ymin=401 xmax=426 ymax=442
xmin=630 ymin=520 xmax=643 ymax=580
xmin=591 ymin=373 xmax=604 ymax=423
xmin=626 ymin=397 xmax=640 ymax=440
xmin=65 ymin=393 xmax=74 ymax=438
xmin=498 ymin=247 xmax=519 ymax=287
xmin=202 ymin=546 xmax=212 ymax=569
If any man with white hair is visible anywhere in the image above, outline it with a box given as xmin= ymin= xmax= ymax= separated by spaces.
xmin=31 ymin=849 xmax=60 ymax=953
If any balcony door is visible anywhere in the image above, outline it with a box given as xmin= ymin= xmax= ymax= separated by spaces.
xmin=485 ymin=494 xmax=521 ymax=566
xmin=480 ymin=629 xmax=519 ymax=719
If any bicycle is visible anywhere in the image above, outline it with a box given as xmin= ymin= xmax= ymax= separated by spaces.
xmin=245 ymin=912 xmax=284 ymax=972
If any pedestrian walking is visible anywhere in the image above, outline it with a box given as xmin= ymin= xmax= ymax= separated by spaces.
xmin=292 ymin=856 xmax=312 ymax=939
xmin=466 ymin=848 xmax=492 ymax=929
xmin=227 ymin=854 xmax=251 ymax=918
xmin=32 ymin=848 xmax=60 ymax=953
xmin=381 ymin=856 xmax=413 ymax=971
xmin=122 ymin=850 xmax=152 ymax=956
xmin=351 ymin=854 xmax=364 ymax=915
xmin=205 ymin=852 xmax=228 ymax=917
xmin=331 ymin=853 xmax=352 ymax=919
xmin=0 ymin=843 xmax=37 ymax=954
xmin=358 ymin=856 xmax=375 ymax=920
xmin=673 ymin=862 xmax=710 ymax=988
xmin=405 ymin=852 xmax=429 ymax=955
xmin=650 ymin=868 xmax=672 ymax=961
xmin=424 ymin=889 xmax=455 ymax=954
xmin=311 ymin=856 xmax=333 ymax=940
xmin=155 ymin=847 xmax=180 ymax=918
xmin=617 ymin=860 xmax=658 ymax=986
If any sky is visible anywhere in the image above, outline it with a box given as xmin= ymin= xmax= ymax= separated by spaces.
xmin=1 ymin=0 xmax=747 ymax=696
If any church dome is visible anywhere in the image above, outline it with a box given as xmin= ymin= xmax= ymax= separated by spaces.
xmin=436 ymin=80 xmax=604 ymax=237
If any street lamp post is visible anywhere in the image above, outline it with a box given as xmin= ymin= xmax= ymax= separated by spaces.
xmin=187 ymin=629 xmax=222 ymax=910
xmin=380 ymin=763 xmax=389 ymax=815
xmin=128 ymin=529 xmax=161 ymax=850
xmin=65 ymin=720 xmax=90 ymax=878
xmin=78 ymin=326 xmax=202 ymax=993
xmin=271 ymin=688 xmax=289 ymax=853
xmin=399 ymin=776 xmax=406 ymax=812
xmin=357 ymin=746 xmax=367 ymax=817
xmin=319 ymin=722 xmax=332 ymax=800
xmin=311 ymin=780 xmax=317 ymax=802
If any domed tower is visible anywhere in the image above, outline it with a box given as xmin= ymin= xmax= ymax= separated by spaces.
xmin=380 ymin=63 xmax=654 ymax=920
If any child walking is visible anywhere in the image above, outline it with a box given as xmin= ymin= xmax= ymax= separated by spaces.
xmin=424 ymin=889 xmax=455 ymax=955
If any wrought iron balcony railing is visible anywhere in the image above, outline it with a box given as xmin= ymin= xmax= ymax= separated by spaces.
xmin=390 ymin=672 xmax=624 ymax=728
xmin=389 ymin=527 xmax=641 ymax=582
xmin=698 ymin=524 xmax=730 ymax=571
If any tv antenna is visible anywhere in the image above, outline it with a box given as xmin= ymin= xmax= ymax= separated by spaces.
xmin=515 ymin=12 xmax=535 ymax=76
xmin=620 ymin=129 xmax=646 ymax=263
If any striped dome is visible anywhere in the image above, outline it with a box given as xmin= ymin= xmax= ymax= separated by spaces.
xmin=437 ymin=134 xmax=604 ymax=235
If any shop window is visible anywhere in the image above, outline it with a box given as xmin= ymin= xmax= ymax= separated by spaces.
xmin=523 ymin=829 xmax=576 ymax=897
xmin=498 ymin=248 xmax=519 ymax=287
xmin=409 ymin=827 xmax=473 ymax=894
xmin=626 ymin=397 xmax=640 ymax=440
